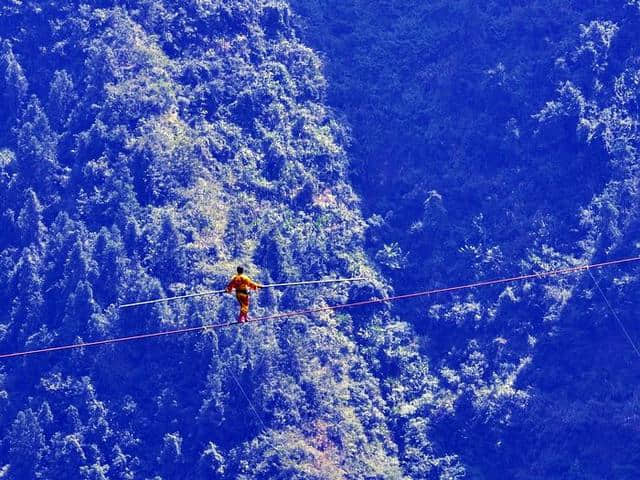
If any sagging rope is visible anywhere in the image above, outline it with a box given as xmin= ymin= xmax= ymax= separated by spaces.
xmin=118 ymin=277 xmax=368 ymax=308
xmin=1 ymin=256 xmax=639 ymax=360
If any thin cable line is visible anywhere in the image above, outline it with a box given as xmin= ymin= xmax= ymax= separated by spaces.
xmin=587 ymin=269 xmax=640 ymax=359
xmin=119 ymin=289 xmax=227 ymax=308
xmin=119 ymin=277 xmax=368 ymax=308
xmin=225 ymin=363 xmax=269 ymax=431
xmin=224 ymin=362 xmax=282 ymax=454
xmin=1 ymin=255 xmax=639 ymax=360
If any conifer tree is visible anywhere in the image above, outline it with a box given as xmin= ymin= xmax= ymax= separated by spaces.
xmin=63 ymin=239 xmax=94 ymax=289
xmin=48 ymin=69 xmax=77 ymax=131
xmin=16 ymin=188 xmax=47 ymax=248
xmin=6 ymin=409 xmax=45 ymax=478
xmin=62 ymin=280 xmax=99 ymax=339
xmin=10 ymin=246 xmax=44 ymax=338
xmin=94 ymin=227 xmax=126 ymax=306
xmin=0 ymin=41 xmax=28 ymax=136
xmin=152 ymin=215 xmax=187 ymax=284
xmin=16 ymin=96 xmax=59 ymax=197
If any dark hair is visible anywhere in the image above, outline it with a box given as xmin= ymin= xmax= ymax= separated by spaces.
xmin=237 ymin=266 xmax=244 ymax=274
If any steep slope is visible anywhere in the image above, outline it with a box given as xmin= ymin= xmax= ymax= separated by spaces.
xmin=0 ymin=2 xmax=422 ymax=478
xmin=1 ymin=1 xmax=639 ymax=478
xmin=290 ymin=0 xmax=640 ymax=478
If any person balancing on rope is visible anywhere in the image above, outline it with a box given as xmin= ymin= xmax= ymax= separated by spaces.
xmin=226 ymin=266 xmax=263 ymax=323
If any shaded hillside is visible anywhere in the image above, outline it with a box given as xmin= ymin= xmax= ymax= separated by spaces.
xmin=0 ymin=2 xmax=417 ymax=478
xmin=291 ymin=0 xmax=640 ymax=478
xmin=1 ymin=0 xmax=639 ymax=479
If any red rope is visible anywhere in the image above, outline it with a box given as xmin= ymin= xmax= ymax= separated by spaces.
xmin=1 ymin=256 xmax=639 ymax=360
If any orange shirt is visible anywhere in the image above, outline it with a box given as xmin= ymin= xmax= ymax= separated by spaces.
xmin=226 ymin=274 xmax=260 ymax=293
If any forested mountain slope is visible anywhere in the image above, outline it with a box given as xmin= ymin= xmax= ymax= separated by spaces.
xmin=0 ymin=2 xmax=419 ymax=478
xmin=1 ymin=1 xmax=640 ymax=479
xmin=290 ymin=0 xmax=640 ymax=478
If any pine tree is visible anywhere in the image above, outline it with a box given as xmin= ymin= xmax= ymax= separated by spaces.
xmin=6 ymin=409 xmax=45 ymax=478
xmin=0 ymin=249 xmax=16 ymax=314
xmin=63 ymin=239 xmax=94 ymax=290
xmin=0 ymin=209 xmax=16 ymax=251
xmin=0 ymin=41 xmax=28 ymax=136
xmin=123 ymin=216 xmax=140 ymax=256
xmin=10 ymin=246 xmax=44 ymax=339
xmin=94 ymin=227 xmax=127 ymax=306
xmin=0 ymin=149 xmax=19 ymax=240
xmin=42 ymin=213 xmax=83 ymax=320
xmin=62 ymin=280 xmax=99 ymax=339
xmin=48 ymin=69 xmax=77 ymax=131
xmin=15 ymin=96 xmax=59 ymax=197
xmin=51 ymin=238 xmax=97 ymax=327
xmin=16 ymin=188 xmax=47 ymax=248
xmin=152 ymin=215 xmax=187 ymax=284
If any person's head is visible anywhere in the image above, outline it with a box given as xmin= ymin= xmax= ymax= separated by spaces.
xmin=237 ymin=266 xmax=244 ymax=275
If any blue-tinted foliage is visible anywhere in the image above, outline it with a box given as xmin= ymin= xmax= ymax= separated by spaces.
xmin=0 ymin=0 xmax=639 ymax=479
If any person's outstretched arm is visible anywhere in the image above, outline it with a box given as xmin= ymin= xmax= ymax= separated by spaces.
xmin=247 ymin=276 xmax=262 ymax=290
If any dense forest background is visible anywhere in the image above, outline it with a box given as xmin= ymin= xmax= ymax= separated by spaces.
xmin=0 ymin=0 xmax=639 ymax=479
